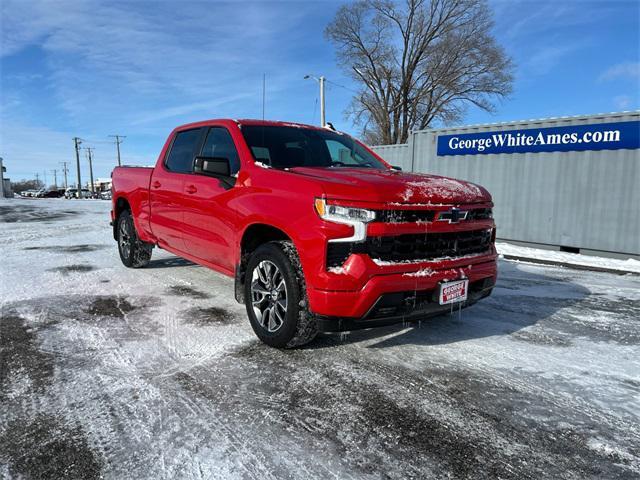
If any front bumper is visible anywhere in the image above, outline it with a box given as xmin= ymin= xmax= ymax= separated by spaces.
xmin=306 ymin=255 xmax=497 ymax=331
xmin=316 ymin=277 xmax=494 ymax=332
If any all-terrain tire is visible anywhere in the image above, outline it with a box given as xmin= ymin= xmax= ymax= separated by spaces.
xmin=117 ymin=210 xmax=152 ymax=268
xmin=244 ymin=241 xmax=318 ymax=348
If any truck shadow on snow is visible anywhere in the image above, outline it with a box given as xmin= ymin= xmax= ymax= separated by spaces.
xmin=314 ymin=260 xmax=592 ymax=349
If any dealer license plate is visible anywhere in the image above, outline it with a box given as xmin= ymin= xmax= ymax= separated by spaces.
xmin=438 ymin=279 xmax=469 ymax=305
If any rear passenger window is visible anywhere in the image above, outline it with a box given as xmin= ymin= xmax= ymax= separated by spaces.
xmin=165 ymin=129 xmax=201 ymax=173
xmin=201 ymin=127 xmax=241 ymax=175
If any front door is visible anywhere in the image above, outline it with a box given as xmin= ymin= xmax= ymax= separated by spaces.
xmin=181 ymin=126 xmax=241 ymax=273
xmin=149 ymin=127 xmax=204 ymax=252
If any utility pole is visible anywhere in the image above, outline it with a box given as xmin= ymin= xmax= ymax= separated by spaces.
xmin=304 ymin=74 xmax=326 ymax=127
xmin=35 ymin=173 xmax=40 ymax=187
xmin=108 ymin=135 xmax=125 ymax=166
xmin=0 ymin=157 xmax=4 ymax=198
xmin=43 ymin=170 xmax=47 ymax=189
xmin=51 ymin=169 xmax=58 ymax=189
xmin=73 ymin=137 xmax=82 ymax=198
xmin=84 ymin=147 xmax=95 ymax=196
xmin=60 ymin=162 xmax=69 ymax=189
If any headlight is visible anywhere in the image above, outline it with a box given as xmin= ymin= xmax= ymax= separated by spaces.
xmin=314 ymin=198 xmax=376 ymax=223
xmin=314 ymin=198 xmax=375 ymax=243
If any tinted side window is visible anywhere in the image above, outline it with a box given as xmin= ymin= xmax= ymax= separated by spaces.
xmin=165 ymin=129 xmax=201 ymax=173
xmin=201 ymin=127 xmax=240 ymax=174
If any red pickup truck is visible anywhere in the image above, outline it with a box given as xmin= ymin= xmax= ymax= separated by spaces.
xmin=111 ymin=119 xmax=497 ymax=347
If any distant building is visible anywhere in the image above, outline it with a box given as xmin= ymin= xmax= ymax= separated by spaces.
xmin=92 ymin=178 xmax=112 ymax=192
xmin=0 ymin=158 xmax=13 ymax=198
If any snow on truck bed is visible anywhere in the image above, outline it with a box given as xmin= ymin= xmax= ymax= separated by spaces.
xmin=1 ymin=198 xmax=639 ymax=479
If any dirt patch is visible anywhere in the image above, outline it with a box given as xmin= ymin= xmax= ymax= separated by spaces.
xmin=48 ymin=264 xmax=95 ymax=275
xmin=182 ymin=306 xmax=237 ymax=326
xmin=166 ymin=285 xmax=210 ymax=299
xmin=0 ymin=205 xmax=78 ymax=223
xmin=85 ymin=296 xmax=137 ymax=318
xmin=25 ymin=244 xmax=108 ymax=253
xmin=0 ymin=414 xmax=102 ymax=480
xmin=0 ymin=312 xmax=55 ymax=397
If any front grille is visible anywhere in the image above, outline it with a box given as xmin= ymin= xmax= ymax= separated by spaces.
xmin=376 ymin=207 xmax=491 ymax=223
xmin=326 ymin=243 xmax=353 ymax=268
xmin=465 ymin=208 xmax=493 ymax=221
xmin=326 ymin=229 xmax=492 ymax=268
xmin=376 ymin=209 xmax=436 ymax=223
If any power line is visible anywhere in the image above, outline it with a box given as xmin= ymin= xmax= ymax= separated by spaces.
xmin=325 ymin=78 xmax=360 ymax=94
xmin=311 ymin=97 xmax=318 ymax=125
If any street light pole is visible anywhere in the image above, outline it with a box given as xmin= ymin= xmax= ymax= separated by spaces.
xmin=304 ymin=74 xmax=326 ymax=127
xmin=319 ymin=76 xmax=326 ymax=127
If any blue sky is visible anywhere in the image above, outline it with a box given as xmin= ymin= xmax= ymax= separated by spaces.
xmin=1 ymin=0 xmax=639 ymax=183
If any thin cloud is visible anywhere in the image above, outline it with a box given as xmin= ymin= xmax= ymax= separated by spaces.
xmin=524 ymin=42 xmax=586 ymax=76
xmin=613 ymin=95 xmax=633 ymax=110
xmin=599 ymin=62 xmax=640 ymax=82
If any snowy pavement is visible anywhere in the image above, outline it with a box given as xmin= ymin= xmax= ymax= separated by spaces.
xmin=1 ymin=198 xmax=639 ymax=479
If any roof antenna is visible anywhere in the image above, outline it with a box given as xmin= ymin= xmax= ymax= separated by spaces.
xmin=262 ymin=73 xmax=266 ymax=121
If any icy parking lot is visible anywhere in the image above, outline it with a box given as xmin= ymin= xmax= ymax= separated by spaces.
xmin=1 ymin=198 xmax=639 ymax=479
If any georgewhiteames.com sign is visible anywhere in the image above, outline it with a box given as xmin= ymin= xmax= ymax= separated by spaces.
xmin=437 ymin=120 xmax=640 ymax=156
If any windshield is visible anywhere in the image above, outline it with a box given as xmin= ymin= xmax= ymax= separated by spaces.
xmin=241 ymin=125 xmax=387 ymax=170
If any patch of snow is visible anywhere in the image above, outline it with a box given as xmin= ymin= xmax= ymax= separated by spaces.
xmin=387 ymin=202 xmax=449 ymax=207
xmin=402 ymin=268 xmax=435 ymax=277
xmin=400 ymin=187 xmax=414 ymax=202
xmin=406 ymin=178 xmax=483 ymax=201
xmin=327 ymin=266 xmax=347 ymax=274
xmin=254 ymin=161 xmax=271 ymax=169
xmin=496 ymin=242 xmax=640 ymax=274
xmin=372 ymin=251 xmax=490 ymax=266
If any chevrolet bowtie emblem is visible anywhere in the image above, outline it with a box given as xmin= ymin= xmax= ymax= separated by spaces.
xmin=437 ymin=208 xmax=468 ymax=224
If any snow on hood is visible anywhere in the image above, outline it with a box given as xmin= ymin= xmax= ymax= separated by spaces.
xmin=288 ymin=167 xmax=491 ymax=205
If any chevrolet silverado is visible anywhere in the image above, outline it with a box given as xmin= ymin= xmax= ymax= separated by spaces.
xmin=111 ymin=119 xmax=497 ymax=347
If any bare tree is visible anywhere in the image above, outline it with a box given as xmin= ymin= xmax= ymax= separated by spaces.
xmin=326 ymin=0 xmax=514 ymax=145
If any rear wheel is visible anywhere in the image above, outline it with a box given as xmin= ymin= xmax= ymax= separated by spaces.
xmin=117 ymin=210 xmax=152 ymax=268
xmin=244 ymin=241 xmax=317 ymax=348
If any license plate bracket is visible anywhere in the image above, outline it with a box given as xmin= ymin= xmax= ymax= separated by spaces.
xmin=438 ymin=279 xmax=469 ymax=305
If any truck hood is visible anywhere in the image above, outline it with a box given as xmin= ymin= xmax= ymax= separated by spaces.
xmin=288 ymin=167 xmax=491 ymax=205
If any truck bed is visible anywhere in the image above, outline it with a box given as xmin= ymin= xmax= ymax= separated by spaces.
xmin=111 ymin=166 xmax=154 ymax=240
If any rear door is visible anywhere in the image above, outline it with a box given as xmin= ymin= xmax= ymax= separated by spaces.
xmin=149 ymin=127 xmax=204 ymax=252
xmin=181 ymin=126 xmax=241 ymax=273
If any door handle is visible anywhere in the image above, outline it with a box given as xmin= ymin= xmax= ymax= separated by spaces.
xmin=152 ymin=181 xmax=161 ymax=189
xmin=186 ymin=185 xmax=198 ymax=194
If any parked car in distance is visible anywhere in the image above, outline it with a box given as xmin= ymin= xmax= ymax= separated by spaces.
xmin=64 ymin=188 xmax=91 ymax=199
xmin=38 ymin=189 xmax=65 ymax=198
xmin=111 ymin=119 xmax=497 ymax=348
xmin=100 ymin=190 xmax=112 ymax=200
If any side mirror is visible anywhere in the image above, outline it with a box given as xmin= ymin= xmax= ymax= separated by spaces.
xmin=194 ymin=156 xmax=231 ymax=177
xmin=390 ymin=165 xmax=402 ymax=171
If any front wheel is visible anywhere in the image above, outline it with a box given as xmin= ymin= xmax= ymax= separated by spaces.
xmin=117 ymin=210 xmax=152 ymax=268
xmin=244 ymin=241 xmax=318 ymax=348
